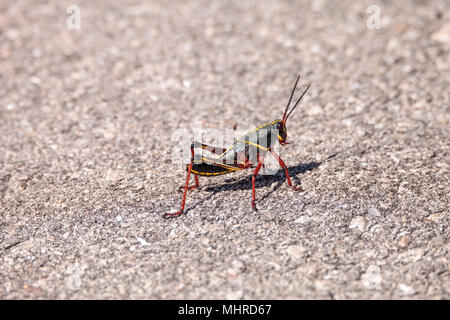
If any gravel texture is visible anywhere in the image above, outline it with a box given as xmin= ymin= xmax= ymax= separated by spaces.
xmin=0 ymin=0 xmax=449 ymax=299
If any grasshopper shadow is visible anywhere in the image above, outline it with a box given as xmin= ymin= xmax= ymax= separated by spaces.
xmin=203 ymin=161 xmax=321 ymax=194
xmin=181 ymin=161 xmax=321 ymax=215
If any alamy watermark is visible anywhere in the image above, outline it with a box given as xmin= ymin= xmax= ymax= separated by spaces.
xmin=366 ymin=5 xmax=382 ymax=30
xmin=67 ymin=5 xmax=81 ymax=30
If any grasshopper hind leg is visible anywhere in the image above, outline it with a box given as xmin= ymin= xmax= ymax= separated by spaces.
xmin=164 ymin=143 xmax=197 ymax=219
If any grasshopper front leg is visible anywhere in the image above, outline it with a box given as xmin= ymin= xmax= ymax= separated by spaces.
xmin=269 ymin=149 xmax=303 ymax=191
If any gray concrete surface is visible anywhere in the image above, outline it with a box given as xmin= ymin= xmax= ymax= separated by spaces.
xmin=0 ymin=0 xmax=449 ymax=299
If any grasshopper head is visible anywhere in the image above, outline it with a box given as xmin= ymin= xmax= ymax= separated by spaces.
xmin=276 ymin=120 xmax=289 ymax=146
xmin=279 ymin=75 xmax=310 ymax=146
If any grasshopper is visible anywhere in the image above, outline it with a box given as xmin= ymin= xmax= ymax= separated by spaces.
xmin=164 ymin=75 xmax=310 ymax=218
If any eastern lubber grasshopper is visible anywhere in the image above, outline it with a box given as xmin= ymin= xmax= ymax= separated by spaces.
xmin=164 ymin=75 xmax=310 ymax=218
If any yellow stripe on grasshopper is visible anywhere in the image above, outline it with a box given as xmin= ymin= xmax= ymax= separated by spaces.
xmin=191 ymin=169 xmax=231 ymax=176
xmin=236 ymin=139 xmax=270 ymax=151
xmin=245 ymin=119 xmax=280 ymax=135
xmin=200 ymin=157 xmax=242 ymax=171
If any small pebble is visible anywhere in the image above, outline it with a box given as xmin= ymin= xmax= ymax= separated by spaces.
xmin=361 ymin=265 xmax=383 ymax=290
xmin=286 ymin=245 xmax=306 ymax=257
xmin=431 ymin=23 xmax=450 ymax=44
xmin=398 ymin=283 xmax=415 ymax=296
xmin=368 ymin=207 xmax=381 ymax=216
xmin=228 ymin=260 xmax=245 ymax=275
xmin=137 ymin=237 xmax=150 ymax=246
xmin=349 ymin=216 xmax=366 ymax=232
xmin=398 ymin=235 xmax=411 ymax=248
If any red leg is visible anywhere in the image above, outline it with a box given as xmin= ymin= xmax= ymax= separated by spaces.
xmin=178 ymin=174 xmax=199 ymax=192
xmin=251 ymin=160 xmax=263 ymax=211
xmin=164 ymin=143 xmax=197 ymax=218
xmin=269 ymin=149 xmax=303 ymax=191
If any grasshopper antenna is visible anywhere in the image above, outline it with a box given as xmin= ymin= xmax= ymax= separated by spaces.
xmin=282 ymin=75 xmax=300 ymax=122
xmin=285 ymin=83 xmax=310 ymax=122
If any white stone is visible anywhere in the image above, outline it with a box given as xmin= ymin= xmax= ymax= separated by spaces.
xmin=286 ymin=245 xmax=306 ymax=257
xmin=431 ymin=23 xmax=450 ymax=44
xmin=294 ymin=216 xmax=311 ymax=224
xmin=137 ymin=237 xmax=150 ymax=246
xmin=349 ymin=216 xmax=366 ymax=232
xmin=368 ymin=207 xmax=381 ymax=216
xmin=228 ymin=260 xmax=245 ymax=275
xmin=226 ymin=289 xmax=243 ymax=300
xmin=361 ymin=265 xmax=383 ymax=290
xmin=398 ymin=283 xmax=415 ymax=296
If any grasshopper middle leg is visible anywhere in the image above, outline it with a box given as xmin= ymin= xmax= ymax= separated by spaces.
xmin=251 ymin=158 xmax=264 ymax=211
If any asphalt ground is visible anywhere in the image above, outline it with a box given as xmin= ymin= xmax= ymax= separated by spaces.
xmin=0 ymin=0 xmax=449 ymax=299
